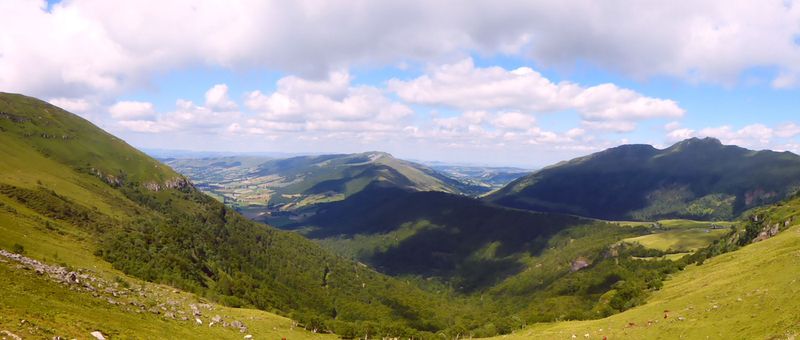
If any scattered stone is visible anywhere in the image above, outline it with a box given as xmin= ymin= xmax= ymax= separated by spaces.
xmin=190 ymin=304 xmax=202 ymax=317
xmin=677 ymin=316 xmax=686 ymax=321
xmin=195 ymin=318 xmax=203 ymax=325
xmin=244 ymin=335 xmax=253 ymax=340
xmin=1 ymin=330 xmax=22 ymax=340
xmin=231 ymin=320 xmax=247 ymax=333
xmin=90 ymin=331 xmax=106 ymax=340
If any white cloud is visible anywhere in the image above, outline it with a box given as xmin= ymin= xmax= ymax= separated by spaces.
xmin=697 ymin=124 xmax=773 ymax=146
xmin=573 ymin=84 xmax=684 ymax=121
xmin=666 ymin=128 xmax=696 ymax=142
xmin=204 ymin=84 xmax=237 ymax=111
xmin=5 ymin=0 xmax=800 ymax=103
xmin=776 ymin=123 xmax=800 ymax=138
xmin=0 ymin=0 xmax=800 ymax=105
xmin=491 ymin=112 xmax=537 ymax=130
xmin=243 ymin=72 xmax=412 ymax=132
xmin=109 ymin=101 xmax=156 ymax=120
xmin=388 ymin=59 xmax=579 ymax=112
xmin=581 ymin=120 xmax=638 ymax=133
xmin=389 ymin=59 xmax=684 ymax=129
xmin=112 ymin=85 xmax=239 ymax=133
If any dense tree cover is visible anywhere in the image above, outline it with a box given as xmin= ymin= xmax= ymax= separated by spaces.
xmin=489 ymin=137 xmax=800 ymax=221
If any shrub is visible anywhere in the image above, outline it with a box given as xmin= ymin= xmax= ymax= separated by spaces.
xmin=12 ymin=243 xmax=25 ymax=254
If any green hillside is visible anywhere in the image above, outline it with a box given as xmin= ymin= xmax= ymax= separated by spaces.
xmin=489 ymin=137 xmax=800 ymax=221
xmin=278 ymin=183 xmax=692 ymax=331
xmin=0 ymin=92 xmax=484 ymax=338
xmin=496 ymin=196 xmax=800 ymax=339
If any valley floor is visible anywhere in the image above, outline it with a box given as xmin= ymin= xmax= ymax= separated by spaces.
xmin=495 ymin=225 xmax=800 ymax=339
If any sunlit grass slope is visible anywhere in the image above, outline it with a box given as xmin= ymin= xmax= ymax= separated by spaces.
xmin=497 ymin=224 xmax=800 ymax=339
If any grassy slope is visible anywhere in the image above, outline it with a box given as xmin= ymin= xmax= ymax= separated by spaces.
xmin=0 ymin=140 xmax=331 ymax=339
xmin=0 ymin=261 xmax=333 ymax=340
xmin=0 ymin=101 xmax=333 ymax=338
xmin=498 ymin=226 xmax=800 ymax=339
xmin=0 ymin=93 xmax=470 ymax=338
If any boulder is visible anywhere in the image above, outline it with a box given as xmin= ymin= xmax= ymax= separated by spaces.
xmin=571 ymin=257 xmax=591 ymax=272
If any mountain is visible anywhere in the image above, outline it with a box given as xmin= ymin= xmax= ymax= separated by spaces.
xmin=0 ymin=93 xmax=485 ymax=338
xmin=163 ymin=152 xmax=487 ymax=210
xmin=488 ymin=137 xmax=800 ymax=221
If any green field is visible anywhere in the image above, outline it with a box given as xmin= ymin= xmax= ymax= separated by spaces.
xmin=495 ymin=224 xmax=800 ymax=339
xmin=623 ymin=229 xmax=729 ymax=253
xmin=618 ymin=219 xmax=731 ymax=255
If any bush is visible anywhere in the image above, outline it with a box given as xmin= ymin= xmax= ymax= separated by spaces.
xmin=12 ymin=243 xmax=25 ymax=254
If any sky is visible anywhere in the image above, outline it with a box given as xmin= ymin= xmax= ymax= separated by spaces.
xmin=2 ymin=1 xmax=800 ymax=167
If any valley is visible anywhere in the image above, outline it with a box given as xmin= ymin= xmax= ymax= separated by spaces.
xmin=0 ymin=92 xmax=798 ymax=339
xmin=6 ymin=3 xmax=800 ymax=339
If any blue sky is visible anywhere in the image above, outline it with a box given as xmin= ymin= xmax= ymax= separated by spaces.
xmin=6 ymin=0 xmax=800 ymax=167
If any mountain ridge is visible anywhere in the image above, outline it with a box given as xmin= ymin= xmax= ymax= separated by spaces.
xmin=488 ymin=137 xmax=800 ymax=220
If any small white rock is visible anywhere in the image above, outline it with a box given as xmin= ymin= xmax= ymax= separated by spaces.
xmin=90 ymin=331 xmax=106 ymax=340
xmin=244 ymin=335 xmax=253 ymax=339
xmin=195 ymin=317 xmax=203 ymax=325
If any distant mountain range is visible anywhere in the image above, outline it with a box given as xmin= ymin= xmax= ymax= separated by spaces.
xmin=162 ymin=152 xmax=524 ymax=210
xmin=488 ymin=137 xmax=800 ymax=220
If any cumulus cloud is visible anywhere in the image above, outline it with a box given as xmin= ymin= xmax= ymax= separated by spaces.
xmin=5 ymin=0 xmax=800 ymax=103
xmin=389 ymin=59 xmax=683 ymax=131
xmin=572 ymin=84 xmax=684 ymax=121
xmin=204 ymin=84 xmax=238 ymax=111
xmin=491 ymin=112 xmax=537 ymax=130
xmin=775 ymin=123 xmax=800 ymax=138
xmin=241 ymin=72 xmax=412 ymax=133
xmin=109 ymin=101 xmax=156 ymax=120
xmin=111 ymin=84 xmax=239 ymax=133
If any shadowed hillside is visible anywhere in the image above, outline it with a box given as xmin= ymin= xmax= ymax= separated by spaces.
xmin=489 ymin=137 xmax=800 ymax=220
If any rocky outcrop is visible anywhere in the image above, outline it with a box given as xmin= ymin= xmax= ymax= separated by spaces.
xmin=143 ymin=177 xmax=194 ymax=192
xmin=571 ymin=257 xmax=591 ymax=272
xmin=751 ymin=217 xmax=795 ymax=243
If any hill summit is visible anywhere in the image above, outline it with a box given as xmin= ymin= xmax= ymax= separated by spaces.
xmin=488 ymin=137 xmax=800 ymax=220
